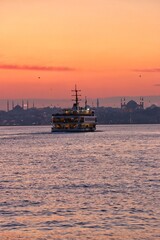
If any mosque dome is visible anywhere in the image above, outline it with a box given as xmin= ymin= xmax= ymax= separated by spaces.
xmin=126 ymin=100 xmax=138 ymax=110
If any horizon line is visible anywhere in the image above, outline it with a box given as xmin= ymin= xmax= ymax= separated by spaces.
xmin=0 ymin=95 xmax=160 ymax=100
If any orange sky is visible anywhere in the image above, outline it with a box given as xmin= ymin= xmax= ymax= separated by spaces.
xmin=0 ymin=0 xmax=160 ymax=99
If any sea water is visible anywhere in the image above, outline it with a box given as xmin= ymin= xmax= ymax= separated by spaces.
xmin=0 ymin=125 xmax=160 ymax=240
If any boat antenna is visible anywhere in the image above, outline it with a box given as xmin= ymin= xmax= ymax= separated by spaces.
xmin=72 ymin=84 xmax=81 ymax=109
xmin=85 ymin=96 xmax=87 ymax=109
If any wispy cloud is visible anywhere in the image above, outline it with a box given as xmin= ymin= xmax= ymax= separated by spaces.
xmin=132 ymin=68 xmax=160 ymax=73
xmin=154 ymin=84 xmax=160 ymax=87
xmin=0 ymin=64 xmax=75 ymax=72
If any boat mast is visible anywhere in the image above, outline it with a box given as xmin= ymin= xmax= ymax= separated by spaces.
xmin=72 ymin=85 xmax=81 ymax=110
xmin=85 ymin=96 xmax=88 ymax=109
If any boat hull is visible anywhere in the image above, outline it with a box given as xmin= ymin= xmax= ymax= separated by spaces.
xmin=51 ymin=127 xmax=96 ymax=133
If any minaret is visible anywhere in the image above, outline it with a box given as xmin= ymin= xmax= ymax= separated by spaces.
xmin=27 ymin=100 xmax=29 ymax=110
xmin=7 ymin=100 xmax=9 ymax=112
xmin=121 ymin=97 xmax=126 ymax=109
xmin=140 ymin=97 xmax=144 ymax=109
xmin=22 ymin=99 xmax=24 ymax=109
xmin=12 ymin=100 xmax=14 ymax=110
xmin=141 ymin=97 xmax=144 ymax=109
xmin=97 ymin=98 xmax=99 ymax=108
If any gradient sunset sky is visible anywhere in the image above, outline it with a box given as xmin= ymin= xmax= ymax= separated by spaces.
xmin=0 ymin=0 xmax=160 ymax=100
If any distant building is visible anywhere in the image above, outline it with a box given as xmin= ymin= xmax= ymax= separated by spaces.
xmin=12 ymin=105 xmax=24 ymax=112
xmin=121 ymin=98 xmax=144 ymax=112
xmin=147 ymin=104 xmax=158 ymax=109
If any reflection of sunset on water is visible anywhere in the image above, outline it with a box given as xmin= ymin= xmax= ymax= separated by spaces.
xmin=0 ymin=125 xmax=160 ymax=239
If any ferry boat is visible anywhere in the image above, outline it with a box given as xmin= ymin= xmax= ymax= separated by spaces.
xmin=51 ymin=86 xmax=97 ymax=132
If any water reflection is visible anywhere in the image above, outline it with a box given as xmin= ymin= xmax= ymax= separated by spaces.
xmin=0 ymin=125 xmax=160 ymax=239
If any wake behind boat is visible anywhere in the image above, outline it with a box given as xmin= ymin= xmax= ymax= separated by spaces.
xmin=51 ymin=86 xmax=97 ymax=132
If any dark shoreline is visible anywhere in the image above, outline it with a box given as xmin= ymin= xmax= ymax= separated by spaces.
xmin=1 ymin=104 xmax=160 ymax=126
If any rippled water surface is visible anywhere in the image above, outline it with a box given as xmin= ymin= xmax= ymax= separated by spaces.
xmin=0 ymin=125 xmax=160 ymax=240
